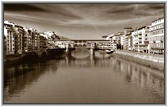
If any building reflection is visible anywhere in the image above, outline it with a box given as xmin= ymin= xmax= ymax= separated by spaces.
xmin=4 ymin=55 xmax=164 ymax=101
xmin=4 ymin=61 xmax=49 ymax=101
xmin=114 ymin=57 xmax=164 ymax=97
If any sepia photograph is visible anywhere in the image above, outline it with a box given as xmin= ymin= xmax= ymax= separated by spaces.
xmin=3 ymin=2 xmax=165 ymax=104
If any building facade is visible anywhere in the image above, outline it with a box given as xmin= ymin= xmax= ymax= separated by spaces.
xmin=14 ymin=25 xmax=26 ymax=54
xmin=32 ymin=30 xmax=40 ymax=51
xmin=149 ymin=17 xmax=164 ymax=54
xmin=105 ymin=34 xmax=118 ymax=49
xmin=4 ymin=21 xmax=16 ymax=55
xmin=122 ymin=27 xmax=133 ymax=50
xmin=4 ymin=21 xmax=43 ymax=56
xmin=39 ymin=33 xmax=48 ymax=50
xmin=128 ymin=35 xmax=133 ymax=50
xmin=131 ymin=26 xmax=150 ymax=52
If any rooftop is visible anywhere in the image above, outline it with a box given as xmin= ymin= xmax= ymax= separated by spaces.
xmin=137 ymin=26 xmax=146 ymax=30
xmin=152 ymin=17 xmax=164 ymax=23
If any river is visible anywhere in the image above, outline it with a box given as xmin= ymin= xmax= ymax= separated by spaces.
xmin=4 ymin=50 xmax=164 ymax=103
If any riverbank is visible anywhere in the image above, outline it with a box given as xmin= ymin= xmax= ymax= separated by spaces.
xmin=4 ymin=49 xmax=69 ymax=67
xmin=4 ymin=53 xmax=40 ymax=67
xmin=113 ymin=50 xmax=164 ymax=71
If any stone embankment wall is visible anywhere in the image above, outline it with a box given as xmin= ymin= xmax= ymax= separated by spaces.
xmin=113 ymin=50 xmax=164 ymax=71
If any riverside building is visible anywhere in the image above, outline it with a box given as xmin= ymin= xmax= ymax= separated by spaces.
xmin=149 ymin=17 xmax=164 ymax=54
xmin=131 ymin=26 xmax=150 ymax=53
xmin=14 ymin=24 xmax=25 ymax=54
xmin=4 ymin=21 xmax=16 ymax=55
xmin=122 ymin=27 xmax=133 ymax=50
xmin=4 ymin=20 xmax=44 ymax=56
xmin=105 ymin=33 xmax=117 ymax=49
xmin=39 ymin=33 xmax=48 ymax=50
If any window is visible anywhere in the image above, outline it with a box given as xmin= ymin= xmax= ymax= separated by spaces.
xmin=162 ymin=29 xmax=164 ymax=33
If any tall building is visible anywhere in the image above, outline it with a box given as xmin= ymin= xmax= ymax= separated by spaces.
xmin=4 ymin=20 xmax=51 ymax=55
xmin=149 ymin=17 xmax=164 ymax=54
xmin=128 ymin=35 xmax=133 ymax=50
xmin=105 ymin=33 xmax=117 ymax=49
xmin=45 ymin=32 xmax=60 ymax=49
xmin=122 ymin=27 xmax=133 ymax=50
xmin=27 ymin=29 xmax=33 ymax=52
xmin=119 ymin=32 xmax=124 ymax=49
xmin=115 ymin=32 xmax=123 ymax=49
xmin=31 ymin=29 xmax=40 ymax=51
xmin=106 ymin=33 xmax=122 ymax=49
xmin=14 ymin=25 xmax=25 ymax=54
xmin=4 ymin=21 xmax=16 ymax=55
xmin=131 ymin=26 xmax=150 ymax=52
xmin=39 ymin=33 xmax=48 ymax=50
xmin=112 ymin=33 xmax=121 ymax=45
xmin=23 ymin=28 xmax=29 ymax=53
xmin=4 ymin=32 xmax=7 ymax=56
xmin=131 ymin=29 xmax=139 ymax=51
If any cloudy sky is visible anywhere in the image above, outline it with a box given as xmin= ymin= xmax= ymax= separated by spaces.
xmin=4 ymin=3 xmax=164 ymax=39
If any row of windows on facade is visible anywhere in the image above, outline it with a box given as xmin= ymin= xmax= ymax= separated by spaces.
xmin=151 ymin=43 xmax=164 ymax=48
xmin=150 ymin=40 xmax=164 ymax=44
xmin=133 ymin=33 xmax=148 ymax=37
xmin=7 ymin=47 xmax=39 ymax=50
xmin=138 ymin=36 xmax=148 ymax=40
xmin=150 ymin=29 xmax=164 ymax=35
xmin=150 ymin=36 xmax=164 ymax=41
xmin=152 ymin=18 xmax=164 ymax=25
xmin=150 ymin=24 xmax=164 ymax=31
xmin=136 ymin=38 xmax=148 ymax=41
xmin=7 ymin=43 xmax=33 ymax=46
xmin=7 ymin=35 xmax=39 ymax=40
xmin=7 ymin=29 xmax=39 ymax=35
xmin=134 ymin=41 xmax=163 ymax=45
xmin=137 ymin=40 xmax=148 ymax=43
xmin=7 ymin=36 xmax=39 ymax=41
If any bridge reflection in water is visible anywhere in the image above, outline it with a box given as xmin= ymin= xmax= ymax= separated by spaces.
xmin=4 ymin=53 xmax=164 ymax=103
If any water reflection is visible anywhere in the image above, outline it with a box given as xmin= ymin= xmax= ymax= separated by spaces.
xmin=4 ymin=54 xmax=164 ymax=103
xmin=4 ymin=61 xmax=50 ymax=101
xmin=113 ymin=58 xmax=164 ymax=97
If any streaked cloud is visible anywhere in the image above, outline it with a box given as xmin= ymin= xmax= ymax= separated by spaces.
xmin=4 ymin=4 xmax=47 ymax=12
xmin=4 ymin=3 xmax=164 ymax=39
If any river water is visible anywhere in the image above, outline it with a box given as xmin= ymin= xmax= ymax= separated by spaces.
xmin=4 ymin=51 xmax=164 ymax=103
